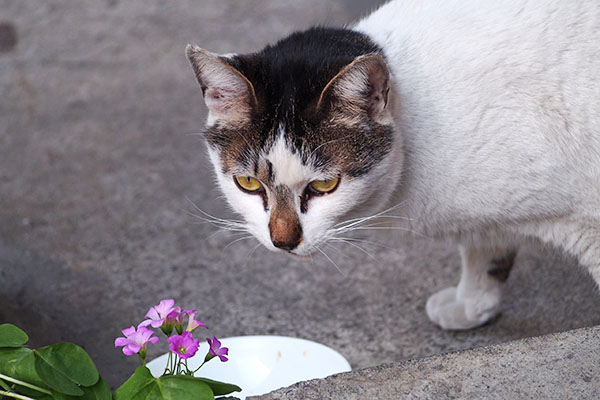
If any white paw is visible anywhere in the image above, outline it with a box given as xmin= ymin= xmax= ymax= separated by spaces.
xmin=426 ymin=286 xmax=500 ymax=330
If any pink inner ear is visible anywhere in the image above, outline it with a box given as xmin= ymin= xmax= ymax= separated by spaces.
xmin=205 ymin=88 xmax=234 ymax=114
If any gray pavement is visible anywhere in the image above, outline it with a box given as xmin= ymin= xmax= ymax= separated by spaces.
xmin=1 ymin=0 xmax=599 ymax=394
xmin=252 ymin=326 xmax=600 ymax=399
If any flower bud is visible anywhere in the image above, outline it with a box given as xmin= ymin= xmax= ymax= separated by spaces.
xmin=161 ymin=322 xmax=174 ymax=336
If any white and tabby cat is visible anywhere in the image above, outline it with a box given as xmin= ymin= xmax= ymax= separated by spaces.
xmin=186 ymin=0 xmax=600 ymax=330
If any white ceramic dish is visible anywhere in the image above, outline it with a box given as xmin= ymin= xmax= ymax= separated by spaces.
xmin=146 ymin=335 xmax=351 ymax=399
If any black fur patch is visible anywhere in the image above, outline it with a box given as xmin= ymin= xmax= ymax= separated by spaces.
xmin=205 ymin=27 xmax=393 ymax=177
xmin=487 ymin=251 xmax=517 ymax=283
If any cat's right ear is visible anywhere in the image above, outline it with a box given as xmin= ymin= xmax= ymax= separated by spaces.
xmin=186 ymin=44 xmax=257 ymax=125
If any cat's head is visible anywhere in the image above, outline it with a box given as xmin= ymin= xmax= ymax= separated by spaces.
xmin=186 ymin=28 xmax=403 ymax=256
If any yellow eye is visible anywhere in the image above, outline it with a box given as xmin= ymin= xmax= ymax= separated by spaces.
xmin=234 ymin=176 xmax=262 ymax=192
xmin=309 ymin=177 xmax=340 ymax=194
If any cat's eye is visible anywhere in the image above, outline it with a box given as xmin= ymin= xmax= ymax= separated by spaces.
xmin=309 ymin=177 xmax=340 ymax=194
xmin=234 ymin=176 xmax=262 ymax=192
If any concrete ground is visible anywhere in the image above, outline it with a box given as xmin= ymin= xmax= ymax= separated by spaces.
xmin=253 ymin=326 xmax=600 ymax=399
xmin=1 ymin=0 xmax=599 ymax=393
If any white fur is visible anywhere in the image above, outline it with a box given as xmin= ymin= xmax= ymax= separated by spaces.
xmin=210 ymin=124 xmax=400 ymax=257
xmin=355 ymin=0 xmax=600 ymax=329
xmin=206 ymin=0 xmax=600 ymax=330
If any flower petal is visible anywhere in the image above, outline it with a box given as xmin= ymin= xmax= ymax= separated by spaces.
xmin=121 ymin=326 xmax=136 ymax=337
xmin=145 ymin=307 xmax=160 ymax=321
xmin=150 ymin=319 xmax=165 ymax=328
xmin=123 ymin=344 xmax=140 ymax=356
xmin=156 ymin=299 xmax=176 ymax=317
xmin=139 ymin=319 xmax=153 ymax=328
xmin=114 ymin=337 xmax=130 ymax=347
xmin=218 ymin=354 xmax=228 ymax=362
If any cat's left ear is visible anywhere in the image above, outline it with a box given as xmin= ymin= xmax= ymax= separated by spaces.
xmin=186 ymin=44 xmax=258 ymax=125
xmin=317 ymin=54 xmax=390 ymax=122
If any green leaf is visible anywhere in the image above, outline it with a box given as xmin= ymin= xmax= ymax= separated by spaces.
xmin=0 ymin=324 xmax=29 ymax=347
xmin=42 ymin=379 xmax=111 ymax=400
xmin=34 ymin=343 xmax=100 ymax=396
xmin=194 ymin=377 xmax=241 ymax=396
xmin=45 ymin=390 xmax=81 ymax=400
xmin=0 ymin=346 xmax=48 ymax=396
xmin=80 ymin=377 xmax=111 ymax=400
xmin=113 ymin=366 xmax=156 ymax=400
xmin=149 ymin=375 xmax=213 ymax=400
xmin=114 ymin=367 xmax=214 ymax=400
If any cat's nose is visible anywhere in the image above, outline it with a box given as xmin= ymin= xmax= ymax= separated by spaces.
xmin=272 ymin=236 xmax=303 ymax=251
xmin=269 ymin=216 xmax=303 ymax=251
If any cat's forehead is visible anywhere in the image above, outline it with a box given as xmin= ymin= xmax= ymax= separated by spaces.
xmin=209 ymin=111 xmax=393 ymax=181
xmin=259 ymin=124 xmax=318 ymax=186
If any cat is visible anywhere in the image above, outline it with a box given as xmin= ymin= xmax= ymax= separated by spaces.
xmin=185 ymin=0 xmax=600 ymax=330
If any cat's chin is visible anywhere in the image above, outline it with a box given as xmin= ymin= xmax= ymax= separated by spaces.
xmin=273 ymin=248 xmax=312 ymax=259
xmin=267 ymin=245 xmax=314 ymax=259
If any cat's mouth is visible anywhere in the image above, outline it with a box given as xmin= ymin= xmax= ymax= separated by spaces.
xmin=270 ymin=242 xmax=313 ymax=258
xmin=283 ymin=250 xmax=311 ymax=259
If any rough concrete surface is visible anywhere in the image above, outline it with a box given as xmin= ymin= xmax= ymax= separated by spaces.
xmin=1 ymin=0 xmax=599 ymax=394
xmin=253 ymin=326 xmax=600 ymax=399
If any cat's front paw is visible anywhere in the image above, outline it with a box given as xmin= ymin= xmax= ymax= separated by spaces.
xmin=426 ymin=286 xmax=500 ymax=330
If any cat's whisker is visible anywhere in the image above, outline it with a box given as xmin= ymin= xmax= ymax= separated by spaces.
xmin=333 ymin=214 xmax=412 ymax=231
xmin=333 ymin=203 xmax=410 ymax=226
xmin=184 ymin=211 xmax=246 ymax=228
xmin=185 ymin=215 xmax=248 ymax=233
xmin=333 ymin=201 xmax=410 ymax=231
xmin=243 ymin=242 xmax=263 ymax=268
xmin=316 ymin=246 xmax=347 ymax=277
xmin=323 ymin=241 xmax=345 ymax=257
xmin=328 ymin=237 xmax=378 ymax=261
xmin=182 ymin=197 xmax=248 ymax=233
xmin=222 ymin=235 xmax=255 ymax=252
xmin=330 ymin=236 xmax=394 ymax=250
xmin=336 ymin=224 xmax=430 ymax=239
xmin=185 ymin=210 xmax=246 ymax=228
xmin=335 ymin=215 xmax=412 ymax=232
xmin=205 ymin=229 xmax=248 ymax=241
xmin=184 ymin=196 xmax=246 ymax=224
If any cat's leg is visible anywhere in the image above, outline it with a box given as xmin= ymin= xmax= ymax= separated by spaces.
xmin=426 ymin=245 xmax=516 ymax=330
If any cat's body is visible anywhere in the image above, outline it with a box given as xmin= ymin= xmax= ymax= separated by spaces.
xmin=187 ymin=0 xmax=600 ymax=330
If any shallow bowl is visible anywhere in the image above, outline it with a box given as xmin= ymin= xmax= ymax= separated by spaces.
xmin=146 ymin=335 xmax=351 ymax=399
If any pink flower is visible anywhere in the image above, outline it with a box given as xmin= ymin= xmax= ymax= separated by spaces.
xmin=114 ymin=324 xmax=159 ymax=358
xmin=184 ymin=310 xmax=207 ymax=332
xmin=207 ymin=336 xmax=228 ymax=362
xmin=141 ymin=299 xmax=182 ymax=335
xmin=142 ymin=299 xmax=175 ymax=328
xmin=168 ymin=331 xmax=199 ymax=359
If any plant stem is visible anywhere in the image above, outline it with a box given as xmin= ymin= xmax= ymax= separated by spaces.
xmin=0 ymin=389 xmax=37 ymax=400
xmin=192 ymin=359 xmax=209 ymax=374
xmin=163 ymin=352 xmax=170 ymax=375
xmin=0 ymin=374 xmax=52 ymax=396
xmin=0 ymin=378 xmax=11 ymax=391
xmin=169 ymin=351 xmax=175 ymax=374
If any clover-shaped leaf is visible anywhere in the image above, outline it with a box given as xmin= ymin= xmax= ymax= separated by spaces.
xmin=114 ymin=366 xmax=214 ymax=399
xmin=34 ymin=343 xmax=99 ymax=396
xmin=0 ymin=324 xmax=29 ymax=348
